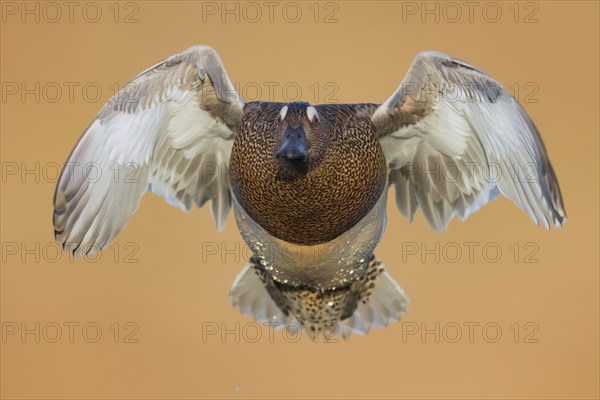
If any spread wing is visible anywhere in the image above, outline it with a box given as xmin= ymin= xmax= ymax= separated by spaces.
xmin=371 ymin=51 xmax=566 ymax=231
xmin=53 ymin=45 xmax=244 ymax=256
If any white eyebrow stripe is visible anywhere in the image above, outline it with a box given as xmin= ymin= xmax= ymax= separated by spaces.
xmin=307 ymin=106 xmax=318 ymax=122
xmin=279 ymin=106 xmax=288 ymax=121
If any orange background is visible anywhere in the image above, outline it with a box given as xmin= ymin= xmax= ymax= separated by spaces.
xmin=1 ymin=1 xmax=598 ymax=399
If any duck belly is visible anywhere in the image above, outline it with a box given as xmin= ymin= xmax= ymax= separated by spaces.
xmin=231 ymin=189 xmax=388 ymax=290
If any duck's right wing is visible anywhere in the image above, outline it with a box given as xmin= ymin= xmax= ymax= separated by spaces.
xmin=54 ymin=46 xmax=244 ymax=256
xmin=371 ymin=51 xmax=566 ymax=231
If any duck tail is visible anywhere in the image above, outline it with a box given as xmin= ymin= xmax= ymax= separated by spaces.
xmin=337 ymin=257 xmax=409 ymax=338
xmin=229 ymin=256 xmax=409 ymax=340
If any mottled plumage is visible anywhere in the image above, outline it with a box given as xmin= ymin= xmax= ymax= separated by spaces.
xmin=53 ymin=46 xmax=566 ymax=339
xmin=230 ymin=101 xmax=387 ymax=245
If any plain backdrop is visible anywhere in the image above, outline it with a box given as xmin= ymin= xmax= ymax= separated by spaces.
xmin=1 ymin=1 xmax=598 ymax=399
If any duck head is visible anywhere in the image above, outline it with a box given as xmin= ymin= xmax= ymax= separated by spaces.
xmin=275 ymin=102 xmax=319 ymax=162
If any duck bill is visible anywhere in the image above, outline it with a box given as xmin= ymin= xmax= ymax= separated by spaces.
xmin=276 ymin=126 xmax=309 ymax=161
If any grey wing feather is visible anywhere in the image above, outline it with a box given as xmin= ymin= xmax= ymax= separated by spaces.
xmin=372 ymin=51 xmax=566 ymax=231
xmin=53 ymin=46 xmax=243 ymax=256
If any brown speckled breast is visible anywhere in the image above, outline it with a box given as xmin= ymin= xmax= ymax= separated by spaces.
xmin=229 ymin=102 xmax=387 ymax=246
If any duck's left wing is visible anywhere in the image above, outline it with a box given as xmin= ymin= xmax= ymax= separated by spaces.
xmin=54 ymin=46 xmax=243 ymax=256
xmin=371 ymin=51 xmax=566 ymax=231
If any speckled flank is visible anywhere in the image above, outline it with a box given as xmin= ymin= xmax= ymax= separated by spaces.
xmin=249 ymin=255 xmax=386 ymax=336
xmin=229 ymin=101 xmax=387 ymax=246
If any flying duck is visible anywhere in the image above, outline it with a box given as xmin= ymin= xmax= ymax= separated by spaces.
xmin=53 ymin=46 xmax=566 ymax=339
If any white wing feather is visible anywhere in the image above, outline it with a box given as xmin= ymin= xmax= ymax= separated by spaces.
xmin=372 ymin=51 xmax=566 ymax=231
xmin=54 ymin=46 xmax=243 ymax=256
